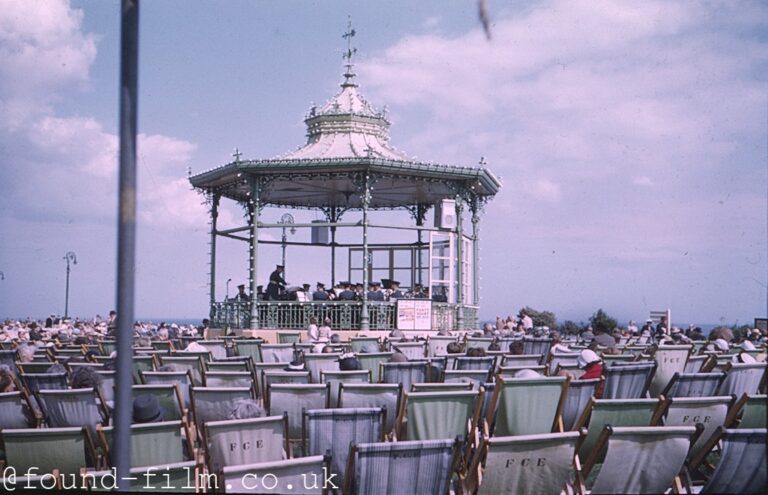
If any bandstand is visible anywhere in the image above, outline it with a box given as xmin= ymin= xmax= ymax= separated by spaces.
xmin=189 ymin=27 xmax=500 ymax=333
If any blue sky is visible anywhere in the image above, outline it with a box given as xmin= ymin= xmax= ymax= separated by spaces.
xmin=0 ymin=0 xmax=766 ymax=326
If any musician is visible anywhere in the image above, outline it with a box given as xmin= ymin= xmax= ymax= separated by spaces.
xmin=312 ymin=282 xmax=329 ymax=301
xmin=388 ymin=280 xmax=404 ymax=301
xmin=367 ymin=281 xmax=385 ymax=301
xmin=337 ymin=282 xmax=356 ymax=301
xmin=265 ymin=264 xmax=287 ymax=301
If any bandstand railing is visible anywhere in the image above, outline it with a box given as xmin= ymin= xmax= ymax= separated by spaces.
xmin=211 ymin=301 xmax=479 ymax=331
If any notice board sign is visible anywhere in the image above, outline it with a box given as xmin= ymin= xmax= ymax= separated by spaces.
xmin=397 ymin=300 xmax=432 ymax=330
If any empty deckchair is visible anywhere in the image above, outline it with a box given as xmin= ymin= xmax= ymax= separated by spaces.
xmin=338 ymin=383 xmax=401 ymax=436
xmin=205 ymin=415 xmax=288 ymax=474
xmin=207 ymin=359 xmax=251 ymax=373
xmin=344 ymin=438 xmax=460 ymax=495
xmin=131 ymin=355 xmax=156 ymax=383
xmin=574 ymin=398 xmax=661 ymax=463
xmin=304 ymin=354 xmax=340 ymax=383
xmin=716 ymin=362 xmax=766 ymax=398
xmin=260 ymin=344 xmax=295 ymax=363
xmin=191 ymin=386 xmax=253 ymax=437
xmin=356 ymin=352 xmax=393 ymax=383
xmin=486 ymin=376 xmax=568 ymax=437
xmin=396 ymin=390 xmax=481 ymax=442
xmin=304 ymin=407 xmax=385 ymax=483
xmin=203 ymin=371 xmax=254 ymax=390
xmin=725 ymin=394 xmax=767 ymax=429
xmin=262 ymin=371 xmax=310 ymax=408
xmin=222 ymin=455 xmax=330 ymax=494
xmin=444 ymin=369 xmax=490 ymax=389
xmin=267 ymin=384 xmax=329 ymax=442
xmin=466 ymin=337 xmax=494 ymax=351
xmin=159 ymin=356 xmax=205 ymax=386
xmin=655 ymin=395 xmax=731 ymax=459
xmin=380 ymin=361 xmax=428 ymax=391
xmin=3 ymin=426 xmax=96 ymax=476
xmin=688 ymin=427 xmax=767 ymax=494
xmin=320 ymin=370 xmax=370 ymax=408
xmin=411 ymin=382 xmax=473 ymax=393
xmin=454 ymin=356 xmax=495 ymax=372
xmin=561 ymin=378 xmax=602 ymax=431
xmin=523 ymin=337 xmax=552 ymax=356
xmin=254 ymin=362 xmax=291 ymax=397
xmin=391 ymin=341 xmax=427 ymax=360
xmin=86 ymin=460 xmax=198 ymax=492
xmin=683 ymin=355 xmax=708 ymax=374
xmin=661 ymin=372 xmax=726 ymax=398
xmin=602 ymin=361 xmax=656 ymax=399
xmin=467 ymin=431 xmax=584 ymax=494
xmin=351 ymin=336 xmax=380 ymax=354
xmin=649 ymin=345 xmax=692 ymax=397
xmin=501 ymin=354 xmax=544 ymax=368
xmin=98 ymin=420 xmax=192 ymax=467
xmin=233 ymin=339 xmax=263 ymax=364
xmin=37 ymin=388 xmax=108 ymax=437
xmin=581 ymin=426 xmax=697 ymax=494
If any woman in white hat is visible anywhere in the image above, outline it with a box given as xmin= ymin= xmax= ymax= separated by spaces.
xmin=577 ymin=349 xmax=605 ymax=398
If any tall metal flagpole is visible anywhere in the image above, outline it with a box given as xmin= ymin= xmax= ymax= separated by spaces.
xmin=114 ymin=0 xmax=139 ymax=489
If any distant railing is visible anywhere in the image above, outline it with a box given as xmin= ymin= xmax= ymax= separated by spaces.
xmin=211 ymin=300 xmax=479 ymax=331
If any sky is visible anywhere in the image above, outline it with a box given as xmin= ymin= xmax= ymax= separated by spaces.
xmin=0 ymin=0 xmax=766 ymax=326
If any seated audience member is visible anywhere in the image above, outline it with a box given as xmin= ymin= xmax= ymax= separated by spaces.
xmin=133 ymin=394 xmax=164 ymax=424
xmin=577 ymin=349 xmax=604 ymax=398
xmin=389 ymin=352 xmax=408 ymax=363
xmin=514 ymin=368 xmax=542 ymax=379
xmin=487 ymin=341 xmax=501 ymax=351
xmin=284 ymin=360 xmax=306 ymax=372
xmin=508 ymin=341 xmax=524 ymax=355
xmin=70 ymin=366 xmax=103 ymax=389
xmin=446 ymin=342 xmax=463 ymax=354
xmin=338 ymin=353 xmax=361 ymax=371
xmin=0 ymin=365 xmax=17 ymax=392
xmin=466 ymin=347 xmax=487 ymax=357
xmin=229 ymin=399 xmax=266 ymax=420
xmin=549 ymin=331 xmax=570 ymax=354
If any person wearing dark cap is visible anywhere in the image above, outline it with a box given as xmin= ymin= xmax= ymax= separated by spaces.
xmin=412 ymin=283 xmax=427 ymax=299
xmin=388 ymin=281 xmax=404 ymax=301
xmin=367 ymin=282 xmax=385 ymax=301
xmin=297 ymin=283 xmax=312 ymax=302
xmin=338 ymin=353 xmax=361 ymax=371
xmin=236 ymin=284 xmax=250 ymax=301
xmin=312 ymin=282 xmax=329 ymax=301
xmin=284 ymin=360 xmax=306 ymax=372
xmin=337 ymin=282 xmax=356 ymax=301
xmin=133 ymin=394 xmax=165 ymax=423
xmin=265 ymin=264 xmax=287 ymax=301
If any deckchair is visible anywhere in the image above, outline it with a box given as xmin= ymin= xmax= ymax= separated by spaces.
xmin=411 ymin=382 xmax=473 ymax=393
xmin=222 ymin=455 xmax=330 ymax=494
xmin=573 ymin=397 xmax=661 ymax=463
xmin=267 ymin=383 xmax=329 ymax=442
xmin=150 ymin=340 xmax=174 ymax=352
xmin=467 ymin=431 xmax=584 ymax=494
xmin=356 ymin=352 xmax=393 ymax=383
xmin=3 ymin=426 xmax=96 ymax=476
xmin=159 ymin=356 xmax=205 ymax=386
xmin=207 ymin=360 xmax=251 ymax=373
xmin=380 ymin=361 xmax=428 ymax=391
xmin=37 ymin=388 xmax=109 ymax=438
xmin=17 ymin=361 xmax=56 ymax=374
xmin=444 ymin=369 xmax=491 ymax=389
xmin=205 ymin=415 xmax=288 ymax=474
xmin=320 ymin=370 xmax=370 ymax=408
xmin=602 ymin=361 xmax=656 ymax=399
xmin=523 ymin=337 xmax=552 ymax=356
xmin=172 ymin=349 xmax=212 ymax=365
xmin=350 ymin=336 xmax=380 ymax=354
xmin=304 ymin=354 xmax=341 ymax=383
xmin=725 ymin=394 xmax=767 ymax=429
xmin=198 ymin=340 xmax=228 ymax=360
xmin=561 ymin=378 xmax=602 ymax=431
xmin=453 ymin=356 xmax=495 ymax=372
xmin=581 ymin=426 xmax=697 ymax=494
xmin=501 ymin=354 xmax=544 ymax=368
xmin=716 ymin=362 xmax=766 ymax=397
xmin=254 ymin=362 xmax=290 ymax=397
xmin=344 ymin=438 xmax=460 ymax=495
xmin=396 ymin=390 xmax=481 ymax=442
xmin=85 ymin=460 xmax=198 ymax=492
xmin=338 ymin=383 xmax=401 ymax=435
xmin=683 ymin=355 xmax=708 ymax=374
xmin=688 ymin=427 xmax=767 ymax=494
xmin=0 ymin=390 xmax=37 ymax=428
xmin=555 ymin=363 xmax=585 ymax=379
xmin=0 ymin=349 xmax=18 ymax=373
xmin=132 ymin=384 xmax=186 ymax=422
xmin=191 ymin=386 xmax=253 ymax=437
xmin=485 ymin=376 xmax=568 ymax=437
xmin=140 ymin=370 xmax=193 ymax=409
xmin=131 ymin=355 xmax=157 ymax=383
xmin=466 ymin=336 xmax=494 ymax=351
xmin=260 ymin=344 xmax=295 ymax=363
xmin=304 ymin=407 xmax=385 ymax=483
xmin=20 ymin=371 xmax=68 ymax=393
xmin=233 ymin=339 xmax=263 ymax=364
xmin=427 ymin=335 xmax=457 ymax=357
xmin=601 ymin=354 xmax=635 ymax=366
xmin=262 ymin=371 xmax=310 ymax=408
xmin=96 ymin=370 xmax=115 ymax=408
xmin=661 ymin=372 xmax=726 ymax=398
xmin=98 ymin=420 xmax=192 ymax=467
xmin=497 ymin=365 xmax=547 ymax=377
xmin=390 ymin=341 xmax=427 ymax=360
xmin=654 ymin=395 xmax=731 ymax=459
xmin=649 ymin=344 xmax=692 ymax=397
xmin=277 ymin=331 xmax=302 ymax=344
xmin=203 ymin=371 xmax=254 ymax=390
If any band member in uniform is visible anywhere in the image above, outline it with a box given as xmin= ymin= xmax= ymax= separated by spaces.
xmin=367 ymin=281 xmax=385 ymax=301
xmin=312 ymin=282 xmax=329 ymax=301
xmin=388 ymin=280 xmax=404 ymax=301
xmin=265 ymin=264 xmax=287 ymax=300
xmin=337 ymin=282 xmax=356 ymax=301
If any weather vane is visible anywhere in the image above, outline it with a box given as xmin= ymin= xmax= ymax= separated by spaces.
xmin=233 ymin=148 xmax=242 ymax=163
xmin=342 ymin=17 xmax=357 ymax=64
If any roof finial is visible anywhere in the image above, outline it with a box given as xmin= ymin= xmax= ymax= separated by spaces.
xmin=341 ymin=17 xmax=357 ymax=87
xmin=233 ymin=148 xmax=242 ymax=163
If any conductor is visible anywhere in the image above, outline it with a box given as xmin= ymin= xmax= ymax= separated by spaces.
xmin=265 ymin=264 xmax=288 ymax=300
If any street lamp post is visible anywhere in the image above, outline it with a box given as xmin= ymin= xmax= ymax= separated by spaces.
xmin=225 ymin=278 xmax=232 ymax=301
xmin=63 ymin=251 xmax=77 ymax=319
xmin=278 ymin=213 xmax=296 ymax=279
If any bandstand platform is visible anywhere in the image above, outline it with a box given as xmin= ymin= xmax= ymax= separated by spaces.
xmin=189 ymin=26 xmax=500 ymax=333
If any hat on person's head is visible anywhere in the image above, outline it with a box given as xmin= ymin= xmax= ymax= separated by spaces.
xmin=713 ymin=339 xmax=729 ymax=352
xmin=577 ymin=349 xmax=601 ymax=368
xmin=133 ymin=394 xmax=164 ymax=423
xmin=303 ymin=283 xmax=311 ymax=289
xmin=671 ymin=327 xmax=681 ymax=334
xmin=514 ymin=369 xmax=542 ymax=379
xmin=740 ymin=340 xmax=756 ymax=351
xmin=733 ymin=353 xmax=756 ymax=364
xmin=391 ymin=280 xmax=400 ymax=286
xmin=276 ymin=264 xmax=284 ymax=269
xmin=238 ymin=284 xmax=245 ymax=289
xmin=284 ymin=360 xmax=305 ymax=371
xmin=646 ymin=319 xmax=653 ymax=324
xmin=316 ymin=282 xmax=325 ymax=288
xmin=338 ymin=353 xmax=361 ymax=371
xmin=751 ymin=328 xmax=761 ymax=336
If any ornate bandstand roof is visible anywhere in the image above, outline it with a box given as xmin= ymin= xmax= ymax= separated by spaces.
xmin=189 ymin=26 xmax=500 ymax=209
